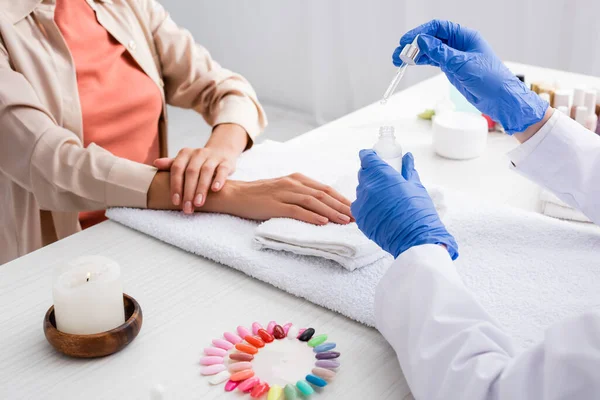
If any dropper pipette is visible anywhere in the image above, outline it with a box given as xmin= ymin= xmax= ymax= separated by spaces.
xmin=379 ymin=35 xmax=421 ymax=105
xmin=380 ymin=63 xmax=408 ymax=105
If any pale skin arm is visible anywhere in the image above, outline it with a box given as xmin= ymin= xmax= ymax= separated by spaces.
xmin=513 ymin=108 xmax=555 ymax=144
xmin=147 ymin=171 xmax=354 ymax=225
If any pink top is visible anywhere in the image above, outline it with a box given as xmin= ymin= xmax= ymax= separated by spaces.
xmin=55 ymin=0 xmax=162 ymax=229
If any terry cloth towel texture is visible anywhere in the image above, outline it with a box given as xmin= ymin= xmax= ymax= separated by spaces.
xmin=107 ymin=140 xmax=600 ymax=349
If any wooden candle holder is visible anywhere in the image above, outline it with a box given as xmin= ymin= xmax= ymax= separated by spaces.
xmin=43 ymin=294 xmax=142 ymax=358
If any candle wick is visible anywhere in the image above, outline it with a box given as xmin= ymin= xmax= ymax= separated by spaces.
xmin=86 ymin=272 xmax=91 ymax=282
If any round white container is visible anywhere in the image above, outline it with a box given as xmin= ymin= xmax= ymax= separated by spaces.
xmin=432 ymin=112 xmax=488 ymax=160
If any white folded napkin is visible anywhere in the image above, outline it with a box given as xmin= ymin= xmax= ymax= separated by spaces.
xmin=254 ymin=219 xmax=386 ymax=271
xmin=253 ymin=181 xmax=446 ymax=271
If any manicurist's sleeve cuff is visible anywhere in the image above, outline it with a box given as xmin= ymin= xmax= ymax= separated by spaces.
xmin=105 ymin=158 xmax=157 ymax=208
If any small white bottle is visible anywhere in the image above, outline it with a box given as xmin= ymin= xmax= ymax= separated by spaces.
xmin=571 ymin=87 xmax=586 ymax=119
xmin=373 ymin=126 xmax=403 ymax=172
xmin=575 ymin=106 xmax=589 ymax=127
xmin=584 ymin=89 xmax=598 ymax=132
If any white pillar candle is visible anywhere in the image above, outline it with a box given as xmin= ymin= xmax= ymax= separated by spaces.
xmin=53 ymin=256 xmax=125 ymax=335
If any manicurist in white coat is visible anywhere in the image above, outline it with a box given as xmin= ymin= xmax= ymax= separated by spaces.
xmin=351 ymin=20 xmax=600 ymax=399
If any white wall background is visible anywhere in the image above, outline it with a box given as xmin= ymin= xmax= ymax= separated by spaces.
xmin=161 ymin=0 xmax=600 ymax=144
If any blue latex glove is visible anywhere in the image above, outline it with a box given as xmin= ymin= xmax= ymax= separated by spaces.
xmin=351 ymin=150 xmax=458 ymax=260
xmin=393 ymin=20 xmax=548 ymax=134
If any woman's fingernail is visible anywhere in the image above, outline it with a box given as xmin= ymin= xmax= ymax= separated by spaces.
xmin=194 ymin=194 xmax=203 ymax=206
xmin=172 ymin=193 xmax=180 ymax=206
xmin=318 ymin=217 xmax=328 ymax=224
xmin=213 ymin=181 xmax=221 ymax=190
xmin=339 ymin=214 xmax=351 ymax=222
xmin=184 ymin=201 xmax=192 ymax=214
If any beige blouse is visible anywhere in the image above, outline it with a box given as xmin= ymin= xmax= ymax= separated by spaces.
xmin=0 ymin=0 xmax=267 ymax=264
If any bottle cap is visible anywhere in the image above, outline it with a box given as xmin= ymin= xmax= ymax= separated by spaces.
xmin=584 ymin=90 xmax=597 ymax=115
xmin=399 ymin=35 xmax=421 ymax=65
xmin=556 ymin=106 xmax=569 ymax=115
xmin=378 ymin=125 xmax=396 ymax=137
xmin=573 ymin=87 xmax=586 ymax=106
xmin=553 ymin=90 xmax=571 ymax=108
xmin=575 ymin=106 xmax=588 ymax=125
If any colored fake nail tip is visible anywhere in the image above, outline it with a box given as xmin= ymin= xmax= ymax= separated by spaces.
xmin=230 ymin=369 xmax=255 ymax=382
xmin=272 ymin=324 xmax=286 ymax=339
xmin=212 ymin=338 xmax=233 ymax=350
xmin=296 ymin=380 xmax=315 ymax=396
xmin=266 ymin=320 xmax=277 ymax=334
xmin=284 ymin=384 xmax=299 ymax=399
xmin=235 ymin=343 xmax=258 ymax=355
xmin=287 ymin=326 xmax=299 ymax=340
xmin=315 ymin=351 xmax=340 ymax=360
xmin=229 ymin=352 xmax=254 ymax=362
xmin=257 ymin=328 xmax=274 ymax=343
xmin=245 ymin=335 xmax=265 ymax=348
xmin=282 ymin=323 xmax=293 ymax=335
xmin=208 ymin=370 xmax=230 ymax=385
xmin=267 ymin=385 xmax=283 ymax=400
xmin=306 ymin=374 xmax=328 ymax=387
xmin=312 ymin=367 xmax=336 ymax=380
xmin=313 ymin=342 xmax=336 ymax=353
xmin=251 ymin=322 xmax=263 ymax=335
xmin=199 ymin=356 xmax=224 ymax=365
xmin=204 ymin=347 xmax=227 ymax=356
xmin=315 ymin=359 xmax=340 ymax=369
xmin=200 ymin=364 xmax=226 ymax=376
xmin=298 ymin=327 xmax=316 ymax=341
xmin=251 ymin=382 xmax=270 ymax=398
xmin=237 ymin=325 xmax=252 ymax=338
xmin=237 ymin=376 xmax=260 ymax=392
xmin=224 ymin=331 xmax=243 ymax=344
xmin=225 ymin=379 xmax=240 ymax=392
xmin=307 ymin=334 xmax=327 ymax=347
xmin=228 ymin=361 xmax=253 ymax=372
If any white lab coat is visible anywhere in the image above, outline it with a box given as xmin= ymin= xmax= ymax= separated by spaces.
xmin=375 ymin=110 xmax=600 ymax=400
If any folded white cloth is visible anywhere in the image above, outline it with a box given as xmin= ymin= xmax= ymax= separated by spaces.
xmin=253 ymin=178 xmax=446 ymax=271
xmin=540 ymin=190 xmax=590 ymax=222
xmin=108 ymin=140 xmax=600 ymax=349
xmin=254 ymin=219 xmax=385 ymax=271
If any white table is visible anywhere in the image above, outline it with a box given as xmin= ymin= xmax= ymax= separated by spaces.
xmin=1 ymin=63 xmax=598 ymax=400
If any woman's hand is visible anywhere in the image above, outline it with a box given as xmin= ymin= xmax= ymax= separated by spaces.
xmin=154 ymin=123 xmax=249 ymax=214
xmin=148 ymin=172 xmax=353 ymax=225
xmin=219 ymin=174 xmax=353 ymax=225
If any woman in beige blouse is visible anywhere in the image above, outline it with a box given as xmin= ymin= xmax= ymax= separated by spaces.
xmin=0 ymin=0 xmax=352 ymax=264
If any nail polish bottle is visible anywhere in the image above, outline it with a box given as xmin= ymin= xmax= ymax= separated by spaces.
xmin=571 ymin=88 xmax=586 ymax=119
xmin=373 ymin=126 xmax=403 ymax=172
xmin=575 ymin=106 xmax=589 ymax=127
xmin=583 ymin=90 xmax=598 ymax=131
xmin=553 ymin=90 xmax=571 ymax=110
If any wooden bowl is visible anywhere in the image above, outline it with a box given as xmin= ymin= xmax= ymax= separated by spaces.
xmin=43 ymin=294 xmax=143 ymax=358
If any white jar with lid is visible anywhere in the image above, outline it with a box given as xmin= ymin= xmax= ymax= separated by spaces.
xmin=432 ymin=112 xmax=488 ymax=160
